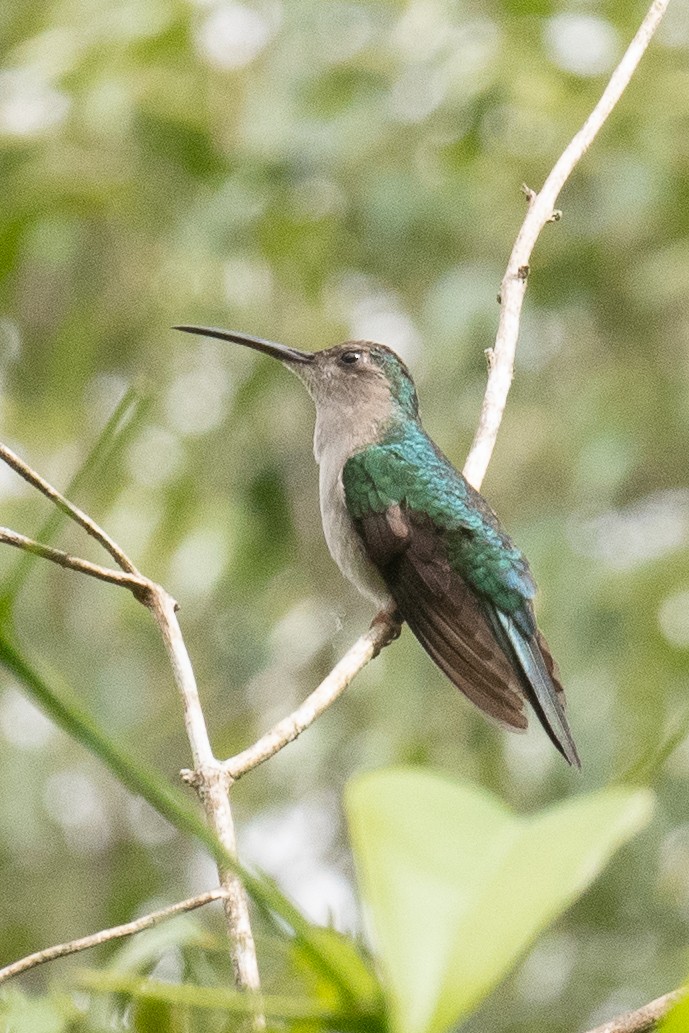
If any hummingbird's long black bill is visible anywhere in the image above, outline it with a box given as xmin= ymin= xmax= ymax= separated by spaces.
xmin=173 ymin=325 xmax=314 ymax=365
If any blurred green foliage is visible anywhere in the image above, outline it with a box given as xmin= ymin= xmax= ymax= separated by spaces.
xmin=1 ymin=0 xmax=689 ymax=1030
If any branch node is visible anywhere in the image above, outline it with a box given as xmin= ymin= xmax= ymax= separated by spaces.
xmin=131 ymin=580 xmax=157 ymax=607
xmin=484 ymin=347 xmax=495 ymax=370
xmin=517 ymin=264 xmax=530 ymax=281
xmin=521 ymin=182 xmax=537 ymax=205
xmin=548 ymin=208 xmax=563 ymax=223
xmin=180 ymin=768 xmax=201 ymax=788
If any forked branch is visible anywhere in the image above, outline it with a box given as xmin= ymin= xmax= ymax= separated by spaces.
xmin=0 ymin=527 xmax=150 ymax=595
xmin=0 ymin=446 xmax=263 ymax=1021
xmin=0 ymin=443 xmax=139 ymax=575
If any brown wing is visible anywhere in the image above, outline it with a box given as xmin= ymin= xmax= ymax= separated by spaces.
xmin=359 ymin=506 xmax=528 ymax=731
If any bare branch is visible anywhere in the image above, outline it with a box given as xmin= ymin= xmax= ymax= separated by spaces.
xmin=462 ymin=0 xmax=670 ymax=491
xmin=223 ymin=614 xmax=401 ymax=782
xmin=584 ymin=988 xmax=683 ymax=1033
xmin=144 ymin=589 xmax=263 ymax=1016
xmin=0 ymin=527 xmax=150 ymax=596
xmin=0 ymin=890 xmax=228 ymax=984
xmin=0 ymin=442 xmax=139 ymax=575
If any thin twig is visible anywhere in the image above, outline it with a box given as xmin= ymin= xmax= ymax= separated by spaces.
xmin=0 ymin=890 xmax=228 ymax=984
xmin=0 ymin=442 xmax=140 ymax=574
xmin=223 ymin=615 xmax=400 ymax=782
xmin=0 ymin=528 xmax=150 ymax=596
xmin=462 ymin=0 xmax=670 ymax=490
xmin=145 ymin=589 xmax=263 ymax=1016
xmin=584 ymin=988 xmax=683 ymax=1033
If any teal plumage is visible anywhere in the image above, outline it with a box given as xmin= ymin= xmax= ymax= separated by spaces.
xmin=342 ymin=412 xmax=579 ymax=768
xmin=343 ymin=424 xmax=535 ymax=620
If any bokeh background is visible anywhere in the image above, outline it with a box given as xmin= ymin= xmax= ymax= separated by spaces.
xmin=1 ymin=0 xmax=689 ymax=1029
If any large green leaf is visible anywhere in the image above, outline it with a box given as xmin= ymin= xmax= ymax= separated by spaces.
xmin=346 ymin=767 xmax=653 ymax=1033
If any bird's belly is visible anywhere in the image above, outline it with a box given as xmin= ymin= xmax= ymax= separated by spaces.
xmin=319 ymin=464 xmax=393 ymax=610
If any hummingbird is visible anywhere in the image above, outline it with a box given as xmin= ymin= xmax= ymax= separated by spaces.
xmin=175 ymin=325 xmax=580 ymax=768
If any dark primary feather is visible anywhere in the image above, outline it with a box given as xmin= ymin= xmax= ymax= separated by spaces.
xmin=343 ymin=426 xmax=580 ymax=768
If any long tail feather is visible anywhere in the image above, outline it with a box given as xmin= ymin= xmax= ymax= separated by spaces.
xmin=490 ymin=608 xmax=581 ymax=768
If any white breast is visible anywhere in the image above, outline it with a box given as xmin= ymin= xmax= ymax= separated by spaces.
xmin=313 ymin=403 xmax=394 ymax=609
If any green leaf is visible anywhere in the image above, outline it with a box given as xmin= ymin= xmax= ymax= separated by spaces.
xmin=659 ymin=990 xmax=689 ymax=1032
xmin=617 ymin=703 xmax=689 ymax=786
xmin=130 ymin=995 xmax=175 ymax=1033
xmin=77 ymin=971 xmax=371 ymax=1028
xmin=345 ymin=767 xmax=653 ymax=1033
xmin=291 ymin=926 xmax=384 ymax=1013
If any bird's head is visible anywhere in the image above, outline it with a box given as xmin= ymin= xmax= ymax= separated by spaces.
xmin=174 ymin=326 xmax=419 ymax=421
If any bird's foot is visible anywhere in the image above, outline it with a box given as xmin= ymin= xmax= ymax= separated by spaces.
xmin=370 ymin=606 xmax=403 ymax=650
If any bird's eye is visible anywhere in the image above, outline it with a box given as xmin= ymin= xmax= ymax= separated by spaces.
xmin=340 ymin=351 xmax=361 ymax=365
